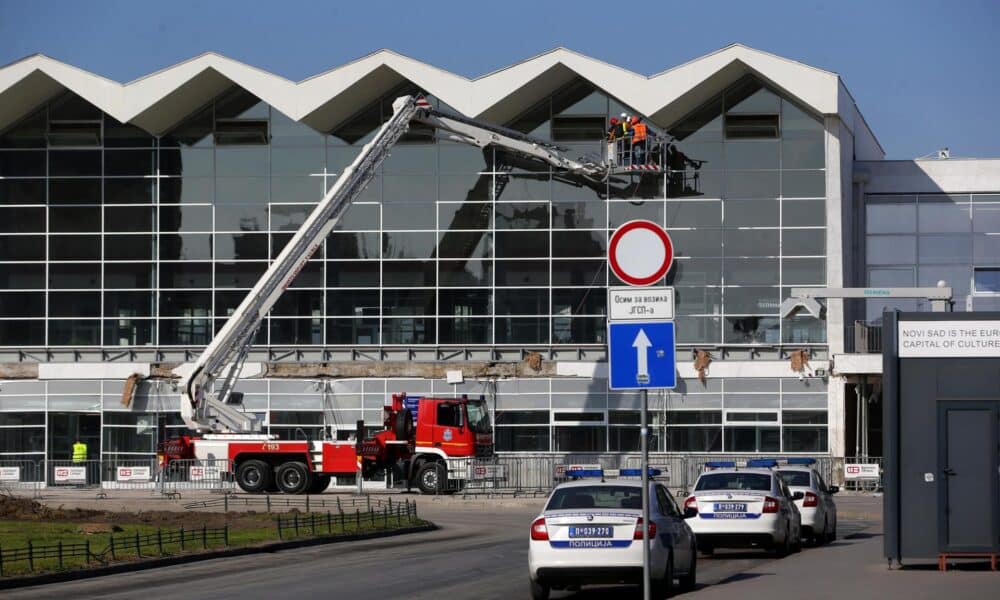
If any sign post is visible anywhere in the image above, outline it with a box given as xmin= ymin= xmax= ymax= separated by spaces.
xmin=606 ymin=219 xmax=676 ymax=600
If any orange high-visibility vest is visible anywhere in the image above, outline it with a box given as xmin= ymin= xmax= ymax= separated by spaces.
xmin=632 ymin=123 xmax=647 ymax=143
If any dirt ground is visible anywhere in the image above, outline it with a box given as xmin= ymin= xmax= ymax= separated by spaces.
xmin=0 ymin=492 xmax=274 ymax=531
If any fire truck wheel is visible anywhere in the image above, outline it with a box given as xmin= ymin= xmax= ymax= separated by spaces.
xmin=416 ymin=461 xmax=446 ymax=494
xmin=394 ymin=408 xmax=415 ymax=440
xmin=236 ymin=459 xmax=272 ymax=494
xmin=275 ymin=461 xmax=312 ymax=495
xmin=308 ymin=474 xmax=331 ymax=494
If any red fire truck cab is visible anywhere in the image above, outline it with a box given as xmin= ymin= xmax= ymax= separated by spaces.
xmin=158 ymin=393 xmax=493 ymax=495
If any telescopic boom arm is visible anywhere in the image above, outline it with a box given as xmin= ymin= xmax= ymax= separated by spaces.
xmin=179 ymin=96 xmax=606 ymax=433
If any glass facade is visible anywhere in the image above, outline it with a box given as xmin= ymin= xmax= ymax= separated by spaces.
xmin=0 ymin=77 xmax=826 ymax=348
xmin=865 ymin=193 xmax=1000 ymax=318
xmin=0 ymin=76 xmax=833 ymax=459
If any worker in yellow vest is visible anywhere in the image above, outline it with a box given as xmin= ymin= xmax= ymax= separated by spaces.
xmin=72 ymin=438 xmax=87 ymax=463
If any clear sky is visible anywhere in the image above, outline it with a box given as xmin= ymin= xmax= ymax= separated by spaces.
xmin=1 ymin=0 xmax=997 ymax=159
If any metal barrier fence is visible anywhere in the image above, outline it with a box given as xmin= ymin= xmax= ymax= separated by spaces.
xmin=0 ymin=459 xmax=44 ymax=498
xmin=0 ymin=456 xmax=882 ymax=498
xmin=159 ymin=459 xmax=237 ymax=496
xmin=461 ymin=454 xmax=883 ymax=497
xmin=0 ymin=525 xmax=229 ymax=576
xmin=275 ymin=500 xmax=419 ymax=539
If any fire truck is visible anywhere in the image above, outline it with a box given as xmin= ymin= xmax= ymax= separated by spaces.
xmin=153 ymin=95 xmax=613 ymax=494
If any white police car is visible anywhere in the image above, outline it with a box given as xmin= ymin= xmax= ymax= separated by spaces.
xmin=685 ymin=460 xmax=802 ymax=557
xmin=528 ymin=469 xmax=697 ymax=599
xmin=775 ymin=459 xmax=838 ymax=545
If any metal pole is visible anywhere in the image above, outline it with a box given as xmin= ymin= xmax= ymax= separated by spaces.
xmin=641 ymin=388 xmax=650 ymax=600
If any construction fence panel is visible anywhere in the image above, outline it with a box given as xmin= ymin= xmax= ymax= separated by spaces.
xmin=0 ymin=459 xmax=43 ymax=497
xmin=158 ymin=459 xmax=237 ymax=495
xmin=100 ymin=458 xmax=160 ymax=490
xmin=47 ymin=459 xmax=102 ymax=489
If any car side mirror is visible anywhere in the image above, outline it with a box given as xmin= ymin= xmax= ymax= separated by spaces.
xmin=829 ymin=486 xmax=839 ymax=494
xmin=792 ymin=491 xmax=805 ymax=501
xmin=683 ymin=507 xmax=697 ymax=519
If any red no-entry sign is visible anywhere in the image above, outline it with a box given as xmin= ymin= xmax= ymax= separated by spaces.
xmin=608 ymin=220 xmax=674 ymax=286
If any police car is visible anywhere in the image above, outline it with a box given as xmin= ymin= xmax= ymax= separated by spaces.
xmin=528 ymin=469 xmax=697 ymax=599
xmin=685 ymin=460 xmax=802 ymax=557
xmin=775 ymin=459 xmax=838 ymax=545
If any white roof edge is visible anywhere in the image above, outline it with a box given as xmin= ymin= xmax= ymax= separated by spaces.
xmin=0 ymin=43 xmax=866 ymax=135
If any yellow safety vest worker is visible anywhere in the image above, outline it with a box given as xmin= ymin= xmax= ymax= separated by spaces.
xmin=72 ymin=442 xmax=87 ymax=463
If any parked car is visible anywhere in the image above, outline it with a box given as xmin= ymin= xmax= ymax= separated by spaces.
xmin=685 ymin=465 xmax=802 ymax=557
xmin=528 ymin=476 xmax=697 ymax=599
xmin=776 ymin=463 xmax=838 ymax=545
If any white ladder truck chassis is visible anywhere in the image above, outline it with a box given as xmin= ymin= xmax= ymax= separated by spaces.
xmin=155 ymin=96 xmax=609 ymax=494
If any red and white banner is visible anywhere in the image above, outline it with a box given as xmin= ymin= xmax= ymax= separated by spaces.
xmin=844 ymin=463 xmax=880 ymax=481
xmin=0 ymin=466 xmax=20 ymax=481
xmin=53 ymin=466 xmax=87 ymax=482
xmin=189 ymin=466 xmax=222 ymax=481
xmin=116 ymin=466 xmax=151 ymax=482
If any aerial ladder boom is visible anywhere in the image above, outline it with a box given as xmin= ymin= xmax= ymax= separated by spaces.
xmin=179 ymin=96 xmax=607 ymax=433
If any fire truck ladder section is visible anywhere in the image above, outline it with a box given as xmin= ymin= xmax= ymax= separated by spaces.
xmin=179 ymin=95 xmax=609 ymax=434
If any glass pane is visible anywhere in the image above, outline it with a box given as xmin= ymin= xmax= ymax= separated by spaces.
xmin=552 ymin=317 xmax=604 ymax=343
xmin=49 ymin=320 xmax=100 ymax=345
xmin=496 ymin=289 xmax=548 ymax=315
xmin=667 ymin=258 xmax=722 ymax=286
xmin=160 ymin=205 xmax=213 ymax=232
xmin=724 ymin=199 xmax=779 ymax=227
xmin=725 ymin=287 xmax=780 ymax=314
xmin=866 ymin=235 xmax=916 ymax=265
xmin=49 ymin=264 xmax=100 ymax=288
xmin=0 ymin=264 xmax=45 ymax=289
xmin=327 ymin=318 xmax=379 ymax=344
xmin=382 ymin=203 xmax=437 ymax=230
xmin=382 ymin=261 xmax=435 ymax=286
xmin=496 ymin=261 xmax=548 ymax=286
xmin=495 ymin=231 xmax=548 ymax=258
xmin=723 ymin=258 xmax=779 ymax=285
xmin=552 ymin=260 xmax=605 ymax=286
xmin=918 ymin=203 xmax=971 ymax=233
xmin=723 ymin=229 xmax=779 ymax=256
xmin=552 ymin=202 xmax=607 ymax=229
xmin=495 ymin=317 xmax=548 ymax=344
xmin=50 ymin=179 xmax=101 ymax=204
xmin=783 ymin=199 xmax=825 ymax=226
xmin=439 ymin=202 xmax=491 ymax=230
xmin=552 ymin=231 xmax=606 ymax=257
xmin=382 ymin=317 xmax=435 ymax=344
xmin=783 ymin=229 xmax=825 ymax=256
xmin=724 ymin=317 xmax=780 ymax=344
xmin=382 ymin=289 xmax=435 ymax=316
xmin=49 ymin=236 xmax=99 ymax=260
xmin=782 ymin=171 xmax=825 ymax=198
xmin=726 ymin=141 xmax=779 ymax=170
xmin=439 ymin=289 xmax=491 ymax=316
xmin=0 ymin=179 xmax=46 ymax=204
xmin=439 ymin=260 xmax=491 ymax=287
xmin=439 ymin=318 xmax=491 ymax=344
xmin=918 ymin=235 xmax=971 ymax=264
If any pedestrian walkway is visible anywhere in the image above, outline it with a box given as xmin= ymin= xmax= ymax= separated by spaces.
xmin=688 ymin=525 xmax=1000 ymax=599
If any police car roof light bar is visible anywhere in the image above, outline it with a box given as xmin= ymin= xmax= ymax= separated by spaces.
xmin=785 ymin=457 xmax=817 ymax=465
xmin=566 ymin=468 xmax=606 ymax=479
xmin=746 ymin=459 xmax=780 ymax=468
xmin=619 ymin=468 xmax=663 ymax=478
xmin=705 ymin=461 xmax=736 ymax=469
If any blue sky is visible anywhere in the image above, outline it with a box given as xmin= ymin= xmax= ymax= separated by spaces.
xmin=1 ymin=0 xmax=997 ymax=159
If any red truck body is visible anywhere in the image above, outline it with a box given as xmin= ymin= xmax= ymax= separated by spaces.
xmin=158 ymin=393 xmax=493 ymax=494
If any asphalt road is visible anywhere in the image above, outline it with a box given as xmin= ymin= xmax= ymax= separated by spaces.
xmin=4 ymin=497 xmax=877 ymax=600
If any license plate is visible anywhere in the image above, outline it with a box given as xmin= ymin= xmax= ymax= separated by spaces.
xmin=713 ymin=502 xmax=747 ymax=512
xmin=568 ymin=526 xmax=613 ymax=538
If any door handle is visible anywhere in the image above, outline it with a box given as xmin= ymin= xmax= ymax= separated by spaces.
xmin=943 ymin=467 xmax=956 ymax=477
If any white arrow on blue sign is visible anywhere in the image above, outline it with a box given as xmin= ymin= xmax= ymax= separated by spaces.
xmin=608 ymin=321 xmax=676 ymax=390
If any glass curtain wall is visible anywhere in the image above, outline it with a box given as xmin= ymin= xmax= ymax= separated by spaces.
xmin=865 ymin=193 xmax=1000 ymax=318
xmin=1 ymin=76 xmax=826 ymax=348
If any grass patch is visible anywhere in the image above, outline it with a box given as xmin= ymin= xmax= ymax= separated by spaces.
xmin=0 ymin=510 xmax=430 ymax=577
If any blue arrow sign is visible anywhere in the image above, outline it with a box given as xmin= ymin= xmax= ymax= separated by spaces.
xmin=608 ymin=321 xmax=676 ymax=390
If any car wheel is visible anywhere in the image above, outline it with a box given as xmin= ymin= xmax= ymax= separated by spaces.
xmin=827 ymin=521 xmax=837 ymax=543
xmin=650 ymin=553 xmax=673 ymax=599
xmin=529 ymin=579 xmax=550 ymax=600
xmin=416 ymin=461 xmax=446 ymax=494
xmin=236 ymin=459 xmax=272 ymax=494
xmin=275 ymin=461 xmax=313 ymax=495
xmin=678 ymin=544 xmax=697 ymax=592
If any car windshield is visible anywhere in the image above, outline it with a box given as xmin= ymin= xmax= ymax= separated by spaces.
xmin=695 ymin=473 xmax=772 ymax=492
xmin=546 ymin=485 xmax=643 ymax=510
xmin=777 ymin=471 xmax=812 ymax=487
xmin=465 ymin=400 xmax=492 ymax=433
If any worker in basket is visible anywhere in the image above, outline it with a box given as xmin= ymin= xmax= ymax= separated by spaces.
xmin=606 ymin=117 xmax=619 ymax=165
xmin=631 ymin=116 xmax=648 ymax=165
xmin=618 ymin=113 xmax=632 ymax=166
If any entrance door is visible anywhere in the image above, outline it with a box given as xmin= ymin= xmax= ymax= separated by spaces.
xmin=48 ymin=413 xmax=101 ymax=485
xmin=938 ymin=402 xmax=999 ymax=552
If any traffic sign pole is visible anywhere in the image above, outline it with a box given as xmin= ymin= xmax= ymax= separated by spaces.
xmin=641 ymin=387 xmax=650 ymax=600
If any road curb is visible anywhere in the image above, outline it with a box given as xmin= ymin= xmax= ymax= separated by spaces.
xmin=0 ymin=523 xmax=437 ymax=590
